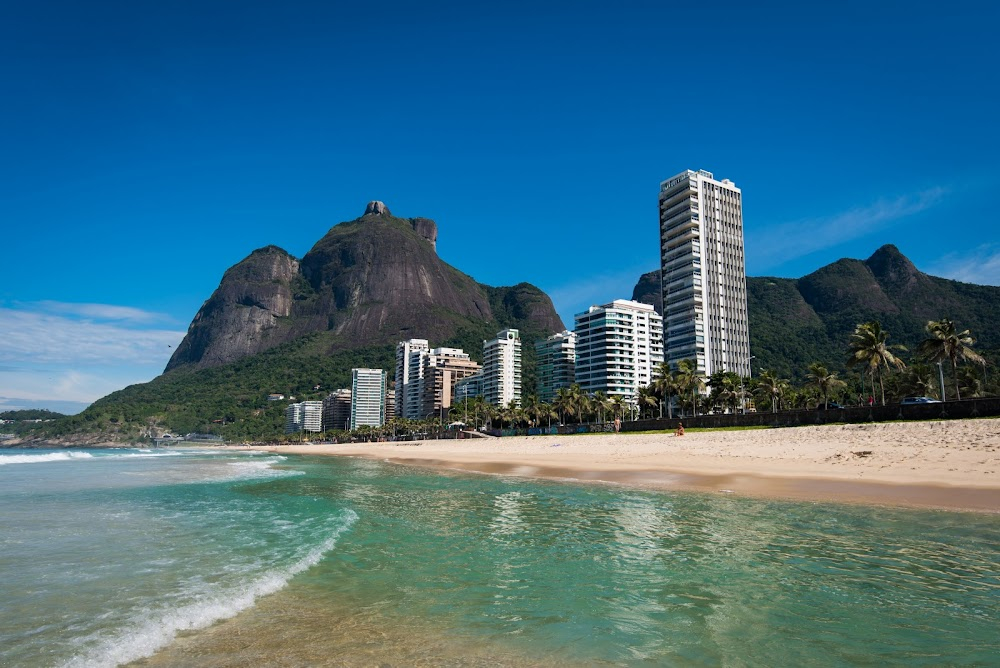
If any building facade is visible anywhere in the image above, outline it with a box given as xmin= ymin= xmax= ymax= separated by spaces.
xmin=535 ymin=330 xmax=576 ymax=402
xmin=395 ymin=339 xmax=429 ymax=421
xmin=418 ymin=347 xmax=481 ymax=418
xmin=350 ymin=368 xmax=386 ymax=430
xmin=574 ymin=300 xmax=663 ymax=401
xmin=658 ymin=169 xmax=751 ymax=377
xmin=482 ymin=329 xmax=522 ymax=407
xmin=284 ymin=401 xmax=323 ymax=434
xmin=322 ymin=389 xmax=352 ymax=432
xmin=454 ymin=370 xmax=483 ymax=402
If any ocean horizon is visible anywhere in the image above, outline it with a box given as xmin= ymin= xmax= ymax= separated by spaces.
xmin=1 ymin=446 xmax=997 ymax=666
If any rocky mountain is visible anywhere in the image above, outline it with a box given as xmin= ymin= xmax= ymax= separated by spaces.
xmin=167 ymin=202 xmax=563 ymax=372
xmin=18 ymin=202 xmax=564 ymax=443
xmin=633 ymin=245 xmax=1000 ymax=378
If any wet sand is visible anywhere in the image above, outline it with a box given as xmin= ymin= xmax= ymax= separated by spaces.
xmin=248 ymin=419 xmax=1000 ymax=512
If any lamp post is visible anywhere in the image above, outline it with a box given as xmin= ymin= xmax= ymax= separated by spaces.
xmin=937 ymin=361 xmax=947 ymax=402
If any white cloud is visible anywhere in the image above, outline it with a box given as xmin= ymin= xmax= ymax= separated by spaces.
xmin=0 ymin=307 xmax=185 ymax=365
xmin=925 ymin=243 xmax=1000 ymax=286
xmin=32 ymin=301 xmax=172 ymax=323
xmin=747 ymin=187 xmax=947 ymax=271
xmin=0 ymin=366 xmax=157 ymax=404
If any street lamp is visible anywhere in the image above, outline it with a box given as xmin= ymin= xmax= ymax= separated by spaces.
xmin=937 ymin=361 xmax=947 ymax=401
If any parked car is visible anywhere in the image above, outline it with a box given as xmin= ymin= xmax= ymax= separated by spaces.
xmin=900 ymin=396 xmax=942 ymax=405
xmin=823 ymin=402 xmax=846 ymax=410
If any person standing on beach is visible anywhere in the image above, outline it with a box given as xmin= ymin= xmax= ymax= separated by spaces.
xmin=614 ymin=416 xmax=621 ymax=433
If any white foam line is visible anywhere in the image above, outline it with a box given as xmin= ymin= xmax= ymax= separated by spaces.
xmin=0 ymin=451 xmax=94 ymax=465
xmin=63 ymin=509 xmax=358 ymax=668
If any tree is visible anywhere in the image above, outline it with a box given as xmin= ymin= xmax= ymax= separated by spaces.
xmin=805 ymin=362 xmax=847 ymax=409
xmin=846 ymin=321 xmax=906 ymax=406
xmin=652 ymin=361 xmax=679 ymax=418
xmin=918 ymin=318 xmax=986 ymax=401
xmin=755 ymin=370 xmax=787 ymax=413
xmin=636 ymin=385 xmax=659 ymax=419
xmin=674 ymin=359 xmax=705 ymax=417
xmin=554 ymin=384 xmax=586 ymax=424
xmin=591 ymin=391 xmax=610 ymax=424
xmin=707 ymin=371 xmax=740 ymax=414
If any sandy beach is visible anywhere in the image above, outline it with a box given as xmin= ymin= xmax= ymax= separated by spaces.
xmin=250 ymin=418 xmax=1000 ymax=511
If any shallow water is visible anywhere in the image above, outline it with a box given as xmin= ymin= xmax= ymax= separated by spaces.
xmin=1 ymin=448 xmax=997 ymax=666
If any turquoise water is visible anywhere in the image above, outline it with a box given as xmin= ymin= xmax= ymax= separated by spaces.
xmin=1 ymin=447 xmax=998 ymax=666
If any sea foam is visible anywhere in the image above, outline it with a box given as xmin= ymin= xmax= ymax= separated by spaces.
xmin=62 ymin=509 xmax=358 ymax=668
xmin=0 ymin=451 xmax=94 ymax=465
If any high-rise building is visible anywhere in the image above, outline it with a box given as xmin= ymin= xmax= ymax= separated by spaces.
xmin=418 ymin=347 xmax=481 ymax=417
xmin=322 ymin=389 xmax=352 ymax=432
xmin=658 ymin=169 xmax=751 ymax=377
xmin=482 ymin=328 xmax=522 ymax=407
xmin=350 ymin=368 xmax=386 ymax=430
xmin=454 ymin=370 xmax=483 ymax=402
xmin=395 ymin=339 xmax=429 ymax=420
xmin=574 ymin=300 xmax=663 ymax=400
xmin=535 ymin=330 xmax=576 ymax=402
xmin=285 ymin=401 xmax=323 ymax=433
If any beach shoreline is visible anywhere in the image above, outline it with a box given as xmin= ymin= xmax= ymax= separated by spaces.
xmin=241 ymin=419 xmax=1000 ymax=512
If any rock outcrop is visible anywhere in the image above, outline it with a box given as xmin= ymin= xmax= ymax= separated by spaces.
xmin=166 ymin=204 xmax=563 ymax=371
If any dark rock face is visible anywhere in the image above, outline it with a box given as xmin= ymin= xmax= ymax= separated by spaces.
xmin=166 ymin=246 xmax=300 ymax=371
xmin=631 ymin=270 xmax=662 ymax=313
xmin=409 ymin=217 xmax=438 ymax=252
xmin=166 ymin=207 xmax=563 ymax=371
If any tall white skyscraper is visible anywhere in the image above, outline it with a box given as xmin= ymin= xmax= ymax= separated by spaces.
xmin=574 ymin=300 xmax=663 ymax=400
xmin=350 ymin=368 xmax=386 ymax=430
xmin=482 ymin=328 xmax=522 ymax=407
xmin=659 ymin=169 xmax=751 ymax=377
xmin=395 ymin=339 xmax=429 ymax=420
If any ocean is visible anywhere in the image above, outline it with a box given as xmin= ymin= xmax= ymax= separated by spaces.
xmin=1 ymin=446 xmax=997 ymax=667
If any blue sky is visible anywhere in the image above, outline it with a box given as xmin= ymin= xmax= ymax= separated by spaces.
xmin=2 ymin=1 xmax=998 ymax=413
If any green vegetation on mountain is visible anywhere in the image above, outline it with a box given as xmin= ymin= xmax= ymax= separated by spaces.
xmin=25 ymin=201 xmax=565 ymax=444
xmin=634 ymin=245 xmax=1000 ymax=382
xmin=0 ymin=409 xmax=67 ymax=421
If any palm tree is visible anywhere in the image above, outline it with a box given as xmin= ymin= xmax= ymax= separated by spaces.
xmin=651 ymin=361 xmax=679 ymax=418
xmin=554 ymin=384 xmax=586 ymax=424
xmin=755 ymin=370 xmax=788 ymax=413
xmin=674 ymin=359 xmax=705 ymax=417
xmin=707 ymin=371 xmax=740 ymax=413
xmin=608 ymin=395 xmax=626 ymax=421
xmin=537 ymin=401 xmax=557 ymax=429
xmin=846 ymin=321 xmax=907 ymax=406
xmin=521 ymin=394 xmax=541 ymax=427
xmin=805 ymin=363 xmax=847 ymax=409
xmin=897 ymin=363 xmax=937 ymax=400
xmin=591 ymin=391 xmax=609 ymax=424
xmin=636 ymin=385 xmax=659 ymax=419
xmin=918 ymin=318 xmax=986 ymax=401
